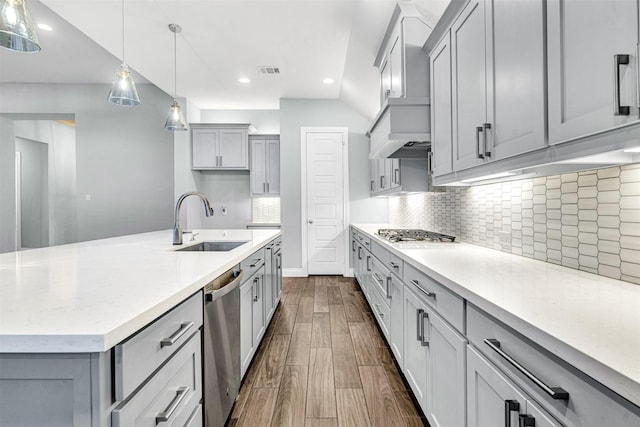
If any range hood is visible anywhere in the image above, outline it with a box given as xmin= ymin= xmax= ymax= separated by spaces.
xmin=367 ymin=97 xmax=431 ymax=159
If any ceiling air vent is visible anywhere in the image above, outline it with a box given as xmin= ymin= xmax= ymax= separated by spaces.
xmin=257 ymin=66 xmax=280 ymax=75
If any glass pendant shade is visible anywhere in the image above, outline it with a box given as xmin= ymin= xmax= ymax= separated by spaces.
xmin=107 ymin=63 xmax=141 ymax=106
xmin=0 ymin=0 xmax=41 ymax=52
xmin=165 ymin=100 xmax=187 ymax=131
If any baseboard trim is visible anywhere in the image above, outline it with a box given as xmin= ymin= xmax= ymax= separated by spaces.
xmin=283 ymin=268 xmax=307 ymax=277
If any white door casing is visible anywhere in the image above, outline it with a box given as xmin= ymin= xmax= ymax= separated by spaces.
xmin=301 ymin=127 xmax=349 ymax=276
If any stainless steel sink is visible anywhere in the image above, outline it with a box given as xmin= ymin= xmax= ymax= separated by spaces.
xmin=176 ymin=241 xmax=249 ymax=252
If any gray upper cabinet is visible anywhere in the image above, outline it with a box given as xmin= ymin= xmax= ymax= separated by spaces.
xmin=487 ymin=0 xmax=546 ymax=159
xmin=451 ymin=0 xmax=545 ymax=172
xmin=451 ymin=0 xmax=487 ymax=171
xmin=191 ymin=124 xmax=249 ymax=170
xmin=430 ymin=31 xmax=453 ymax=177
xmin=250 ymin=136 xmax=280 ymax=196
xmin=369 ymin=158 xmax=429 ymax=196
xmin=547 ymin=0 xmax=639 ymax=144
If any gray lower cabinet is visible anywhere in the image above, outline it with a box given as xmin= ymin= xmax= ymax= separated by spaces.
xmin=0 ymin=352 xmax=109 ymax=426
xmin=112 ymin=331 xmax=202 ymax=427
xmin=467 ymin=345 xmax=544 ymax=427
xmin=402 ymin=283 xmax=429 ymax=410
xmin=388 ymin=273 xmax=404 ymax=370
xmin=239 ymin=264 xmax=266 ymax=378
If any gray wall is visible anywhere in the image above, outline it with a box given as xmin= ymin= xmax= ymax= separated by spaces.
xmin=280 ymin=98 xmax=388 ymax=271
xmin=0 ymin=83 xmax=175 ymax=249
xmin=15 ymin=138 xmax=49 ymax=248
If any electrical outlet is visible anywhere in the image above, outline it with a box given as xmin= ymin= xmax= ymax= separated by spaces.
xmin=498 ymin=231 xmax=511 ymax=244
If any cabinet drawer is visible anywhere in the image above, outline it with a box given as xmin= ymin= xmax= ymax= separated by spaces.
xmin=371 ymin=240 xmax=403 ymax=278
xmin=369 ymin=282 xmax=390 ymax=340
xmin=185 ymin=404 xmax=202 ymax=427
xmin=403 ymin=262 xmax=464 ymax=332
xmin=114 ymin=291 xmax=203 ymax=401
xmin=241 ymin=248 xmax=266 ymax=281
xmin=370 ymin=256 xmax=391 ymax=309
xmin=467 ymin=304 xmax=640 ymax=426
xmin=356 ymin=231 xmax=371 ymax=250
xmin=112 ymin=331 xmax=202 ymax=427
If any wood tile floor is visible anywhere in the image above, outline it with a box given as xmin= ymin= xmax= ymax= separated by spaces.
xmin=228 ymin=276 xmax=428 ymax=427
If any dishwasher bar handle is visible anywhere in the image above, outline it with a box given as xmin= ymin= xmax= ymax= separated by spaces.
xmin=484 ymin=338 xmax=569 ymax=400
xmin=205 ymin=270 xmax=243 ymax=302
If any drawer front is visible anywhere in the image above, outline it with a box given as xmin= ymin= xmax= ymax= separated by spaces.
xmin=356 ymin=231 xmax=371 ymax=250
xmin=115 ymin=291 xmax=203 ymax=401
xmin=184 ymin=404 xmax=202 ymax=427
xmin=403 ymin=262 xmax=464 ymax=332
xmin=467 ymin=304 xmax=640 ymax=426
xmin=241 ymin=247 xmax=266 ymax=281
xmin=113 ymin=331 xmax=202 ymax=427
xmin=369 ymin=282 xmax=390 ymax=340
xmin=370 ymin=240 xmax=404 ymax=278
xmin=370 ymin=256 xmax=392 ymax=309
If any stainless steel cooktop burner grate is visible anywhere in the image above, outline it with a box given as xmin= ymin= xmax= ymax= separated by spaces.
xmin=377 ymin=229 xmax=456 ymax=243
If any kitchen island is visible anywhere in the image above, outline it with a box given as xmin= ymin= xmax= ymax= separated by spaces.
xmin=351 ymin=223 xmax=640 ymax=426
xmin=0 ymin=228 xmax=281 ymax=426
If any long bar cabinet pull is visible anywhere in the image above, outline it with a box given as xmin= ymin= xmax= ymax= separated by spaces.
xmin=483 ymin=122 xmax=492 ymax=157
xmin=614 ymin=54 xmax=631 ymax=115
xmin=485 ymin=338 xmax=570 ymax=400
xmin=476 ymin=126 xmax=485 ymax=159
xmin=504 ymin=400 xmax=520 ymax=427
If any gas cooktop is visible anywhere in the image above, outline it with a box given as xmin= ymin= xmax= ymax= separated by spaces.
xmin=377 ymin=229 xmax=456 ymax=243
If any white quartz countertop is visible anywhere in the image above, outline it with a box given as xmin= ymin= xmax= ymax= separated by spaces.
xmin=0 ymin=229 xmax=280 ymax=353
xmin=352 ymin=224 xmax=640 ymax=407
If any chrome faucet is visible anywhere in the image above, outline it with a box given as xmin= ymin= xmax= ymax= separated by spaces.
xmin=173 ymin=192 xmax=214 ymax=245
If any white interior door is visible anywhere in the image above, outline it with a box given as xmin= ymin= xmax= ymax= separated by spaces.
xmin=304 ymin=130 xmax=345 ymax=275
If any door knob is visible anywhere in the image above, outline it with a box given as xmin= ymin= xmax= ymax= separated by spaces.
xmin=308 ymin=220 xmax=314 ymax=224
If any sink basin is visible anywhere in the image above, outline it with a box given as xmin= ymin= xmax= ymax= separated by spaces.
xmin=177 ymin=241 xmax=249 ymax=252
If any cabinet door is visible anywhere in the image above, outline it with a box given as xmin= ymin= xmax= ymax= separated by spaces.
xmin=426 ymin=310 xmax=467 ymax=427
xmin=486 ymin=0 xmax=546 ymax=160
xmin=369 ymin=159 xmax=379 ymax=193
xmin=266 ymin=140 xmax=280 ymax=194
xmin=192 ymin=128 xmax=218 ymax=169
xmin=252 ymin=273 xmax=265 ymax=346
xmin=389 ymin=275 xmax=404 ymax=370
xmin=218 ymin=129 xmax=248 ymax=169
xmin=525 ymin=399 xmax=563 ymax=427
xmin=264 ymin=248 xmax=275 ymax=322
xmin=389 ymin=159 xmax=401 ymax=188
xmin=451 ymin=0 xmax=487 ymax=171
xmin=403 ymin=285 xmax=429 ymax=412
xmin=547 ymin=0 xmax=639 ymax=144
xmin=430 ymin=32 xmax=454 ymax=176
xmin=381 ymin=59 xmax=392 ymax=104
xmin=389 ymin=35 xmax=404 ymax=98
xmin=250 ymin=139 xmax=267 ymax=195
xmin=350 ymin=235 xmax=357 ymax=270
xmin=240 ymin=280 xmax=254 ymax=377
xmin=467 ymin=345 xmax=528 ymax=427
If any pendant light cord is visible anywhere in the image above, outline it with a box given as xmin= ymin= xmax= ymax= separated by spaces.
xmin=121 ymin=0 xmax=126 ymax=65
xmin=173 ymin=29 xmax=178 ymax=100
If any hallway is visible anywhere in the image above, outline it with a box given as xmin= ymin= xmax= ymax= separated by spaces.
xmin=229 ymin=276 xmax=427 ymax=427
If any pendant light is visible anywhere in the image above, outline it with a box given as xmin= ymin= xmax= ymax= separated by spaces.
xmin=107 ymin=0 xmax=140 ymax=106
xmin=0 ymin=0 xmax=41 ymax=52
xmin=165 ymin=23 xmax=187 ymax=131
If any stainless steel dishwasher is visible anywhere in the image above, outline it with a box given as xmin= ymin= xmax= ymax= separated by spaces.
xmin=203 ymin=268 xmax=242 ymax=427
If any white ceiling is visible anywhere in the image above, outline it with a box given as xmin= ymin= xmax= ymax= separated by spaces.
xmin=1 ymin=0 xmax=449 ymax=120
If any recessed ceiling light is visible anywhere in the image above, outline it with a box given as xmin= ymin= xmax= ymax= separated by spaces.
xmin=323 ymin=78 xmax=335 ymax=84
xmin=238 ymin=77 xmax=251 ymax=84
xmin=37 ymin=23 xmax=53 ymax=31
